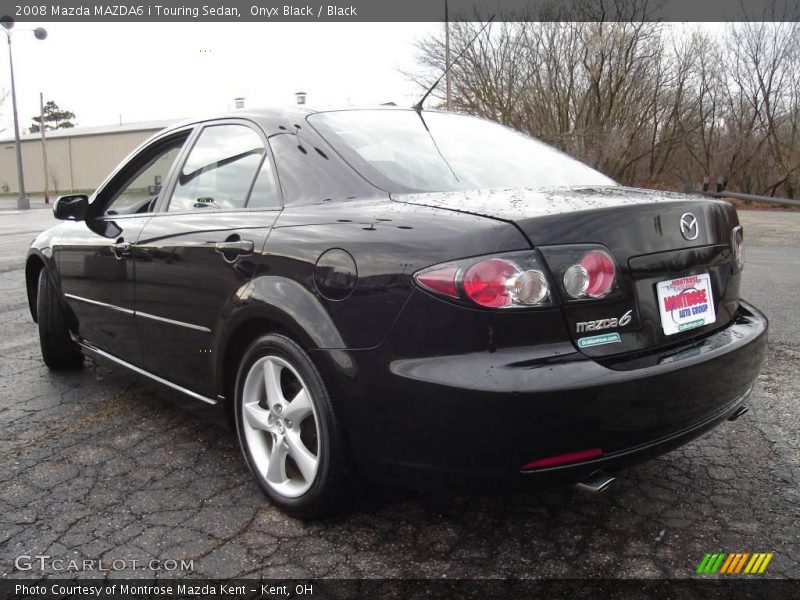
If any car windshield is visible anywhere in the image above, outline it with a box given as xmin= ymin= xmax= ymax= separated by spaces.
xmin=308 ymin=109 xmax=616 ymax=194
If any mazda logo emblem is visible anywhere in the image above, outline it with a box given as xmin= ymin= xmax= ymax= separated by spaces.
xmin=680 ymin=213 xmax=699 ymax=241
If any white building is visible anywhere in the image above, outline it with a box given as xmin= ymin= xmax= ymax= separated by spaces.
xmin=0 ymin=120 xmax=175 ymax=196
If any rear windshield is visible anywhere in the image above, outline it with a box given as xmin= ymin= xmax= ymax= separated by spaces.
xmin=308 ymin=109 xmax=616 ymax=194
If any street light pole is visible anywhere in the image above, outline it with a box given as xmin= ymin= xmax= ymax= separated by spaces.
xmin=5 ymin=29 xmax=28 ymax=209
xmin=1 ymin=17 xmax=47 ymax=210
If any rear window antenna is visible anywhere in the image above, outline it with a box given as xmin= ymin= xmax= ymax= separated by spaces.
xmin=413 ymin=14 xmax=495 ymax=112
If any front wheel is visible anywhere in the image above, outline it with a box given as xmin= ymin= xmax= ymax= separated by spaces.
xmin=36 ymin=269 xmax=83 ymax=370
xmin=234 ymin=333 xmax=353 ymax=519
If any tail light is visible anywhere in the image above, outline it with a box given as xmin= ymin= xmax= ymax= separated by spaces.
xmin=415 ymin=251 xmax=552 ymax=309
xmin=538 ymin=244 xmax=623 ymax=301
xmin=732 ymin=226 xmax=744 ymax=273
xmin=416 ymin=265 xmax=459 ymax=299
xmin=563 ymin=250 xmax=616 ymax=299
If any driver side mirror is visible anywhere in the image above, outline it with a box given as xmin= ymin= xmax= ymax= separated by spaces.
xmin=53 ymin=194 xmax=89 ymax=221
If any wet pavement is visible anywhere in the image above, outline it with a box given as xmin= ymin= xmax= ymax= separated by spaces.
xmin=1 ymin=208 xmax=798 ymax=579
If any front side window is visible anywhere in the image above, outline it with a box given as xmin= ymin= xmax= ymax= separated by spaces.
xmin=104 ymin=136 xmax=187 ymax=216
xmin=168 ymin=124 xmax=264 ymax=212
xmin=308 ymin=109 xmax=616 ymax=194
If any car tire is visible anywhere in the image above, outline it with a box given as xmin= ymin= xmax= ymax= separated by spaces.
xmin=234 ymin=333 xmax=353 ymax=519
xmin=36 ymin=269 xmax=83 ymax=370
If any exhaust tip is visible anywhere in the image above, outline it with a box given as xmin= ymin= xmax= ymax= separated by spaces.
xmin=574 ymin=470 xmax=616 ymax=494
xmin=728 ymin=406 xmax=749 ymax=421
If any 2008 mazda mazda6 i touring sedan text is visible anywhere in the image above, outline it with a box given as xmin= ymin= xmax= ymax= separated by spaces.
xmin=25 ymin=107 xmax=767 ymax=518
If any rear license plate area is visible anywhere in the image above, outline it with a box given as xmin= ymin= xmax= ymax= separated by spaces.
xmin=656 ymin=273 xmax=716 ymax=336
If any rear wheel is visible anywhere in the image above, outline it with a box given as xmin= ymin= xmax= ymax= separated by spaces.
xmin=36 ymin=269 xmax=83 ymax=369
xmin=234 ymin=333 xmax=352 ymax=519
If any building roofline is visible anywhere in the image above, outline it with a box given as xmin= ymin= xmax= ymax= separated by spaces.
xmin=0 ymin=119 xmax=179 ymax=144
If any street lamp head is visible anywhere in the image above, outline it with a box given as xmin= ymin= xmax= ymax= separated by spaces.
xmin=33 ymin=27 xmax=47 ymax=40
xmin=0 ymin=15 xmax=14 ymax=31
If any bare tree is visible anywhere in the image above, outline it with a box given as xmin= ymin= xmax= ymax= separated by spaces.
xmin=409 ymin=18 xmax=800 ymax=198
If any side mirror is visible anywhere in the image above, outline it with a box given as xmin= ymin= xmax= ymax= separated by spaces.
xmin=53 ymin=194 xmax=89 ymax=221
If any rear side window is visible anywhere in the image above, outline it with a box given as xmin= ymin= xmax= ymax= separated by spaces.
xmin=269 ymin=133 xmax=348 ymax=204
xmin=168 ymin=124 xmax=264 ymax=212
xmin=247 ymin=159 xmax=281 ymax=209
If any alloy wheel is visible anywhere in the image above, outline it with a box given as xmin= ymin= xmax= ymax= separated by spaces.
xmin=241 ymin=355 xmax=321 ymax=498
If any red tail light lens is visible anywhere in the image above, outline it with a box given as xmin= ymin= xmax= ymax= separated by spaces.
xmin=414 ymin=252 xmax=552 ymax=309
xmin=561 ymin=250 xmax=616 ymax=299
xmin=581 ymin=250 xmax=616 ymax=297
xmin=539 ymin=244 xmax=622 ymax=301
xmin=463 ymin=259 xmax=518 ymax=308
xmin=416 ymin=265 xmax=460 ymax=299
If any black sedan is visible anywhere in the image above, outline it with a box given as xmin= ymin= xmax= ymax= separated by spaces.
xmin=26 ymin=108 xmax=767 ymax=518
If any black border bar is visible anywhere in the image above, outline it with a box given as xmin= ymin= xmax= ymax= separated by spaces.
xmin=2 ymin=579 xmax=800 ymax=600
xmin=1 ymin=0 xmax=799 ymax=22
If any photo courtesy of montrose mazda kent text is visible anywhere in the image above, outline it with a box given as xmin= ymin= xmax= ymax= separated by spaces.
xmin=25 ymin=107 xmax=767 ymax=518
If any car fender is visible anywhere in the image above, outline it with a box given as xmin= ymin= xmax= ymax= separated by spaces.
xmin=213 ymin=275 xmax=353 ymax=399
xmin=25 ymin=226 xmax=64 ymax=322
xmin=219 ymin=275 xmax=346 ymax=350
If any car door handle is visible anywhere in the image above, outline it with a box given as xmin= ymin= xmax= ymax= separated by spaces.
xmin=215 ymin=239 xmax=254 ymax=255
xmin=111 ymin=240 xmax=132 ymax=258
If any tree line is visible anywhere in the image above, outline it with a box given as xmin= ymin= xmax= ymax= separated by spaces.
xmin=0 ymin=96 xmax=75 ymax=135
xmin=30 ymin=100 xmax=76 ymax=133
xmin=411 ymin=20 xmax=800 ymax=198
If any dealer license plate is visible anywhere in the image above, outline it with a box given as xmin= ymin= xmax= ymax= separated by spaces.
xmin=656 ymin=273 xmax=716 ymax=336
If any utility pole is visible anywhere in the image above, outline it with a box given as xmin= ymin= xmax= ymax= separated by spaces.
xmin=6 ymin=28 xmax=28 ymax=209
xmin=40 ymin=92 xmax=50 ymax=204
xmin=445 ymin=0 xmax=452 ymax=111
xmin=1 ymin=18 xmax=47 ymax=209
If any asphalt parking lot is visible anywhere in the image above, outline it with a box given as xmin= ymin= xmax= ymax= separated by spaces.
xmin=1 ymin=204 xmax=798 ymax=579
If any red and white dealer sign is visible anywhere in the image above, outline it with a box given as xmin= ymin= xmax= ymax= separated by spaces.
xmin=656 ymin=273 xmax=717 ymax=336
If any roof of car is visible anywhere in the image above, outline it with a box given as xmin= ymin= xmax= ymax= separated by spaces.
xmin=165 ymin=105 xmax=430 ymax=131
xmin=4 ymin=106 xmax=437 ymax=143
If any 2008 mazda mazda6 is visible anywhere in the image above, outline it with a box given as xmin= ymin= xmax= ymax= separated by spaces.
xmin=26 ymin=107 xmax=767 ymax=518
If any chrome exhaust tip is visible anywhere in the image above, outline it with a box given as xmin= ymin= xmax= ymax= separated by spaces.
xmin=728 ymin=406 xmax=749 ymax=421
xmin=574 ymin=470 xmax=616 ymax=494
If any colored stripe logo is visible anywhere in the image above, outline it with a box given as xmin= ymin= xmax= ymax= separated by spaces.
xmin=696 ymin=552 xmax=773 ymax=574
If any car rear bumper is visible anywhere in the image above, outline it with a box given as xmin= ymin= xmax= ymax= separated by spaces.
xmin=322 ymin=300 xmax=767 ymax=487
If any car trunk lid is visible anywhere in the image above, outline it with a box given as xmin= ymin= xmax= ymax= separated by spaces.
xmin=393 ymin=186 xmax=741 ymax=358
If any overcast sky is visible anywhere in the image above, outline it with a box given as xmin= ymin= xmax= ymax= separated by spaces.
xmin=0 ymin=22 xmax=440 ymax=135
